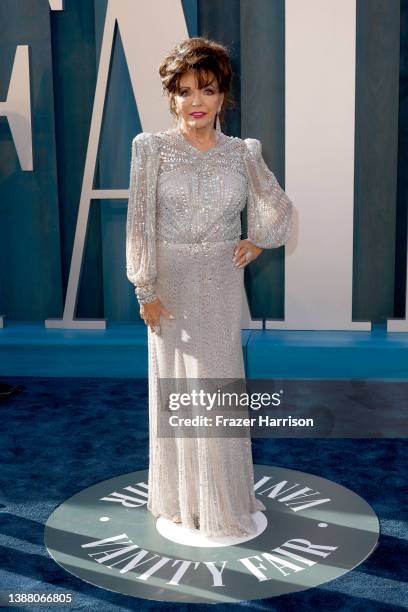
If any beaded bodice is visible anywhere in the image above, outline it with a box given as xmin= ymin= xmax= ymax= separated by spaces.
xmin=155 ymin=128 xmax=248 ymax=244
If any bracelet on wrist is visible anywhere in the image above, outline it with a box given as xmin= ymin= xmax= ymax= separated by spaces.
xmin=135 ymin=283 xmax=156 ymax=305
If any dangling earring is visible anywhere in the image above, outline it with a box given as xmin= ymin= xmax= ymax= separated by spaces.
xmin=215 ymin=110 xmax=221 ymax=132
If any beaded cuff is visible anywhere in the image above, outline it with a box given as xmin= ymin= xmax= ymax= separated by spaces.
xmin=135 ymin=283 xmax=156 ymax=305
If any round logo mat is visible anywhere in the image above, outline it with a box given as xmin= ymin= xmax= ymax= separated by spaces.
xmin=44 ymin=465 xmax=379 ymax=603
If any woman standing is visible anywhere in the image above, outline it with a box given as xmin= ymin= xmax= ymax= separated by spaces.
xmin=126 ymin=37 xmax=293 ymax=537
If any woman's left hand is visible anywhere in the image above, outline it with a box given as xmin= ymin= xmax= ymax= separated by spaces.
xmin=232 ymin=239 xmax=263 ymax=268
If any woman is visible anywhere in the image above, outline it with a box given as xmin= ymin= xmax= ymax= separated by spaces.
xmin=126 ymin=37 xmax=293 ymax=537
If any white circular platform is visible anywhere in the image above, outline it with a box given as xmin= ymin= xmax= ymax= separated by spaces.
xmin=156 ymin=510 xmax=268 ymax=547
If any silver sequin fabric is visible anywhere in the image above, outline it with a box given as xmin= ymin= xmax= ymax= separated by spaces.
xmin=126 ymin=127 xmax=293 ymax=536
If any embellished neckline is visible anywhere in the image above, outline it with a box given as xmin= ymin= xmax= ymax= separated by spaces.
xmin=165 ymin=127 xmax=227 ymax=155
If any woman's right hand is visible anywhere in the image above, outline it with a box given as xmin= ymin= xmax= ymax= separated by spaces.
xmin=140 ymin=297 xmax=175 ymax=335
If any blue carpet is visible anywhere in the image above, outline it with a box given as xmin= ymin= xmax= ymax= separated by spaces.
xmin=0 ymin=376 xmax=406 ymax=611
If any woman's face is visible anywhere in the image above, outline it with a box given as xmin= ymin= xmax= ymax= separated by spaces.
xmin=173 ymin=69 xmax=224 ymax=131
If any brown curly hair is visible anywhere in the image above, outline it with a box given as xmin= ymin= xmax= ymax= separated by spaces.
xmin=158 ymin=36 xmax=234 ymax=127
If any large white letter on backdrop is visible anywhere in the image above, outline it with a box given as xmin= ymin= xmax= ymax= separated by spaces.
xmin=279 ymin=0 xmax=371 ymax=331
xmin=0 ymin=46 xmax=32 ymax=172
xmin=0 ymin=45 xmax=32 ymax=329
xmin=45 ymin=0 xmax=189 ymax=329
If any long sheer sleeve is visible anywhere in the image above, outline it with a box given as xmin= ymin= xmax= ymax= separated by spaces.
xmin=243 ymin=138 xmax=293 ymax=249
xmin=126 ymin=132 xmax=160 ymax=305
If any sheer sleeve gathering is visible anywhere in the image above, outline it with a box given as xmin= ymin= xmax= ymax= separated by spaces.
xmin=243 ymin=138 xmax=293 ymax=249
xmin=126 ymin=132 xmax=160 ymax=305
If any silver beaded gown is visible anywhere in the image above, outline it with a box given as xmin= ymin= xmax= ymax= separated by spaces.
xmin=126 ymin=125 xmax=293 ymax=536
